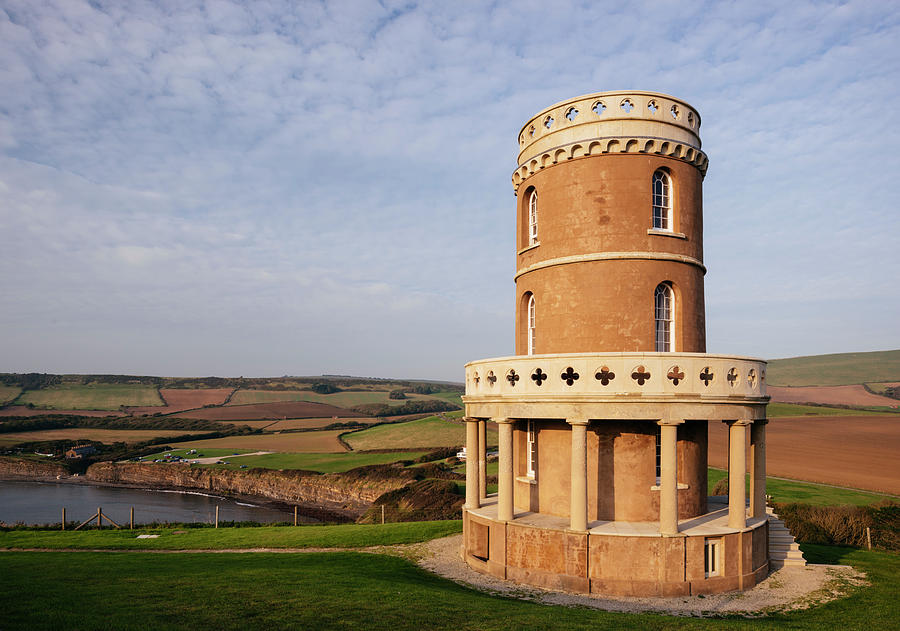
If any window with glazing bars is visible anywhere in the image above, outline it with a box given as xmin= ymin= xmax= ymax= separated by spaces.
xmin=527 ymin=294 xmax=536 ymax=355
xmin=528 ymin=190 xmax=538 ymax=244
xmin=652 ymin=170 xmax=671 ymax=230
xmin=526 ymin=420 xmax=536 ymax=478
xmin=655 ymin=283 xmax=673 ymax=352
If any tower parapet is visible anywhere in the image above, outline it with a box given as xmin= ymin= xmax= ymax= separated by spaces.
xmin=513 ymin=91 xmax=708 ymax=192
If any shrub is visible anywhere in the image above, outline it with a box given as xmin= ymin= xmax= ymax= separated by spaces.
xmin=311 ymin=383 xmax=341 ymax=394
xmin=388 ymin=389 xmax=407 ymax=400
xmin=774 ymin=501 xmax=899 ymax=550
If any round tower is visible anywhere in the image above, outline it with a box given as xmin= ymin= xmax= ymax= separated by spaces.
xmin=462 ymin=91 xmax=771 ymax=598
xmin=513 ymin=91 xmax=707 ymax=355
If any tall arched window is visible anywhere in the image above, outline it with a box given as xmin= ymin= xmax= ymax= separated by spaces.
xmin=655 ymin=283 xmax=673 ymax=352
xmin=652 ymin=170 xmax=672 ymax=231
xmin=528 ymin=190 xmax=538 ymax=245
xmin=527 ymin=294 xmax=536 ymax=355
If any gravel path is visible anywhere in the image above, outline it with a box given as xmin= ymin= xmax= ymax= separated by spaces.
xmin=408 ymin=535 xmax=868 ymax=617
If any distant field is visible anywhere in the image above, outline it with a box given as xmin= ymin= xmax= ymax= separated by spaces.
xmin=766 ymin=401 xmax=892 ymax=417
xmin=169 ymin=430 xmax=348 ymax=453
xmin=769 ymin=385 xmax=899 ymax=409
xmin=0 ymin=386 xmax=21 ymax=405
xmin=14 ymin=384 xmax=164 ymax=411
xmin=198 ymin=451 xmax=430 ymax=473
xmin=0 ymin=428 xmax=207 ymax=446
xmin=866 ymin=382 xmax=900 ymax=395
xmin=707 ymin=467 xmax=895 ymax=506
xmin=227 ymin=389 xmax=438 ymax=408
xmin=176 ymin=401 xmax=366 ymax=421
xmin=345 ymin=413 xmax=491 ymax=451
xmin=427 ymin=390 xmax=464 ymax=408
xmin=708 ymin=416 xmax=900 ymax=495
xmin=129 ymin=388 xmax=233 ymax=415
xmin=265 ymin=417 xmax=379 ymax=430
xmin=767 ymin=349 xmax=900 ymax=386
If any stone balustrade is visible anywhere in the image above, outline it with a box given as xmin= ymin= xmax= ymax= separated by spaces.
xmin=464 ymin=352 xmax=768 ymax=420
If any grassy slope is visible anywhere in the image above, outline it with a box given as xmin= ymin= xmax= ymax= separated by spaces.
xmin=0 ymin=385 xmax=21 ymax=405
xmin=345 ymin=413 xmax=490 ymax=451
xmin=14 ymin=383 xmax=164 ymax=410
xmin=767 ymin=349 xmax=900 ymax=386
xmin=706 ymin=468 xmax=895 ymax=505
xmin=765 ymin=402 xmax=890 ymax=417
xmin=227 ymin=389 xmax=439 ymax=408
xmin=0 ymin=521 xmax=461 ymax=550
xmin=0 ymin=545 xmax=895 ymax=630
xmin=199 ymin=451 xmax=431 ymax=473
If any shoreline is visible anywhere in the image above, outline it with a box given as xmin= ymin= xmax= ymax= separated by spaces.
xmin=0 ymin=474 xmax=350 ymax=524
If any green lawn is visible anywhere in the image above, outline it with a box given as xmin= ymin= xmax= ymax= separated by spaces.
xmin=14 ymin=384 xmax=164 ymax=410
xmin=0 ymin=521 xmax=461 ymax=550
xmin=707 ymin=468 xmax=895 ymax=506
xmin=765 ymin=402 xmax=891 ymax=417
xmin=767 ymin=349 xmax=900 ymax=386
xmin=141 ymin=448 xmax=253 ymax=460
xmin=0 ymin=544 xmax=895 ymax=630
xmin=345 ymin=412 xmax=490 ymax=451
xmin=427 ymin=390 xmax=464 ymax=408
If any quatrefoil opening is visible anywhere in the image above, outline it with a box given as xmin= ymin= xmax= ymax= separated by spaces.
xmin=699 ymin=367 xmax=714 ymax=386
xmin=631 ymin=365 xmax=651 ymax=386
xmin=561 ymin=367 xmax=579 ymax=386
xmin=595 ymin=366 xmax=615 ymax=386
xmin=727 ymin=368 xmax=739 ymax=387
xmin=531 ymin=368 xmax=547 ymax=386
xmin=666 ymin=366 xmax=685 ymax=386
xmin=506 ymin=369 xmax=520 ymax=387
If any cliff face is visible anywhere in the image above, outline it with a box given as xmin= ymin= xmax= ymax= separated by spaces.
xmin=85 ymin=462 xmax=415 ymax=520
xmin=0 ymin=456 xmax=67 ymax=479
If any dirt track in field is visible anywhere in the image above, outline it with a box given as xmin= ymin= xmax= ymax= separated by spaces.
xmin=173 ymin=401 xmax=366 ymax=421
xmin=708 ymin=416 xmax=900 ymax=495
xmin=768 ymin=385 xmax=899 ymax=408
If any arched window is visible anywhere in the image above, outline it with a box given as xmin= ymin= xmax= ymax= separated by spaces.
xmin=528 ymin=190 xmax=538 ymax=245
xmin=652 ymin=170 xmax=672 ymax=231
xmin=655 ymin=283 xmax=673 ymax=352
xmin=527 ymin=294 xmax=536 ymax=355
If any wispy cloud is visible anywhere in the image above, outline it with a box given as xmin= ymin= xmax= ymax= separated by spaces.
xmin=1 ymin=0 xmax=898 ymax=377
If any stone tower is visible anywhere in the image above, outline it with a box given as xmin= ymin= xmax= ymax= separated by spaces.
xmin=462 ymin=91 xmax=771 ymax=596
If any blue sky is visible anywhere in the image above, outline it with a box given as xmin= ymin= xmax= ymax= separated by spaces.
xmin=1 ymin=1 xmax=898 ymax=381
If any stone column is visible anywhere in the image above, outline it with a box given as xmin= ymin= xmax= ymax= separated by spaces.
xmin=750 ymin=419 xmax=768 ymax=519
xmin=464 ymin=418 xmax=480 ymax=510
xmin=568 ymin=419 xmax=589 ymax=532
xmin=478 ymin=419 xmax=487 ymax=499
xmin=658 ymin=419 xmax=683 ymax=535
xmin=497 ymin=418 xmax=514 ymax=522
xmin=727 ymin=420 xmax=751 ymax=529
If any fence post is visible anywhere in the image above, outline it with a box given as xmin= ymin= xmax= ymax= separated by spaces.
xmin=294 ymin=506 xmax=298 ymax=526
xmin=866 ymin=527 xmax=872 ymax=550
xmin=381 ymin=505 xmax=385 ymax=525
xmin=130 ymin=507 xmax=134 ymax=530
xmin=61 ymin=507 xmax=65 ymax=531
xmin=215 ymin=505 xmax=219 ymax=529
xmin=97 ymin=507 xmax=102 ymax=528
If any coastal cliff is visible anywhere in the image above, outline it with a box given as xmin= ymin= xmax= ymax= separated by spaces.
xmin=84 ymin=462 xmax=416 ymax=521
xmin=0 ymin=456 xmax=68 ymax=479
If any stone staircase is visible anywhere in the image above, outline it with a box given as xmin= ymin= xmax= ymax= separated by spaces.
xmin=767 ymin=507 xmax=807 ymax=568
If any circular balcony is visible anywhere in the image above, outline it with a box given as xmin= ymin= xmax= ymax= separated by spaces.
xmin=463 ymin=352 xmax=769 ymax=421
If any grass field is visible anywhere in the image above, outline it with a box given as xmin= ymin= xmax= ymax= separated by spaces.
xmin=0 ymin=428 xmax=208 ymax=447
xmin=227 ymin=389 xmax=439 ymax=408
xmin=0 ymin=544 xmax=895 ymax=630
xmin=766 ymin=402 xmax=890 ymax=417
xmin=0 ymin=521 xmax=461 ymax=550
xmin=427 ymin=390 xmax=464 ymax=408
xmin=707 ymin=468 xmax=895 ymax=505
xmin=194 ymin=451 xmax=430 ymax=472
xmin=0 ymin=385 xmax=21 ymax=405
xmin=345 ymin=413 xmax=491 ymax=451
xmin=767 ymin=349 xmax=900 ymax=386
xmin=140 ymin=448 xmax=254 ymax=460
xmin=14 ymin=384 xmax=164 ymax=410
xmin=170 ymin=430 xmax=349 ymax=453
xmin=265 ymin=417 xmax=380 ymax=430
xmin=865 ymin=382 xmax=900 ymax=395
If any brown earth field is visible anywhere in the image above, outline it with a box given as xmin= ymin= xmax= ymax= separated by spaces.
xmin=768 ymin=385 xmax=899 ymax=408
xmin=0 ymin=407 xmax=127 ymax=418
xmin=172 ymin=401 xmax=366 ymax=421
xmin=264 ymin=417 xmax=381 ymax=430
xmin=127 ymin=388 xmax=234 ymax=415
xmin=166 ymin=430 xmax=348 ymax=452
xmin=708 ymin=416 xmax=900 ymax=495
xmin=0 ymin=428 xmax=209 ymax=447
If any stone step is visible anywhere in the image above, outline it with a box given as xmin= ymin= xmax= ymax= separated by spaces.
xmin=767 ymin=509 xmax=807 ymax=567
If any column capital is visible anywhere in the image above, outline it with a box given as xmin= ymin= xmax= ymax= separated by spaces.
xmin=567 ymin=418 xmax=590 ymax=426
xmin=463 ymin=416 xmax=481 ymax=424
xmin=753 ymin=418 xmax=769 ymax=426
xmin=657 ymin=419 xmax=685 ymax=426
xmin=723 ymin=419 xmax=753 ymax=426
xmin=493 ymin=417 xmax=515 ymax=424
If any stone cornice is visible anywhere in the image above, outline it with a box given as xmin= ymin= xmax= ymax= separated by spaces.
xmin=515 ymin=251 xmax=706 ymax=280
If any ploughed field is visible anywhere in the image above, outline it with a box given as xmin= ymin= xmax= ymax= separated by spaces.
xmin=0 ymin=428 xmax=209 ymax=447
xmin=768 ymin=385 xmax=899 ymax=409
xmin=175 ymin=401 xmax=367 ymax=421
xmin=128 ymin=388 xmax=234 ymax=415
xmin=708 ymin=416 xmax=900 ymax=495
